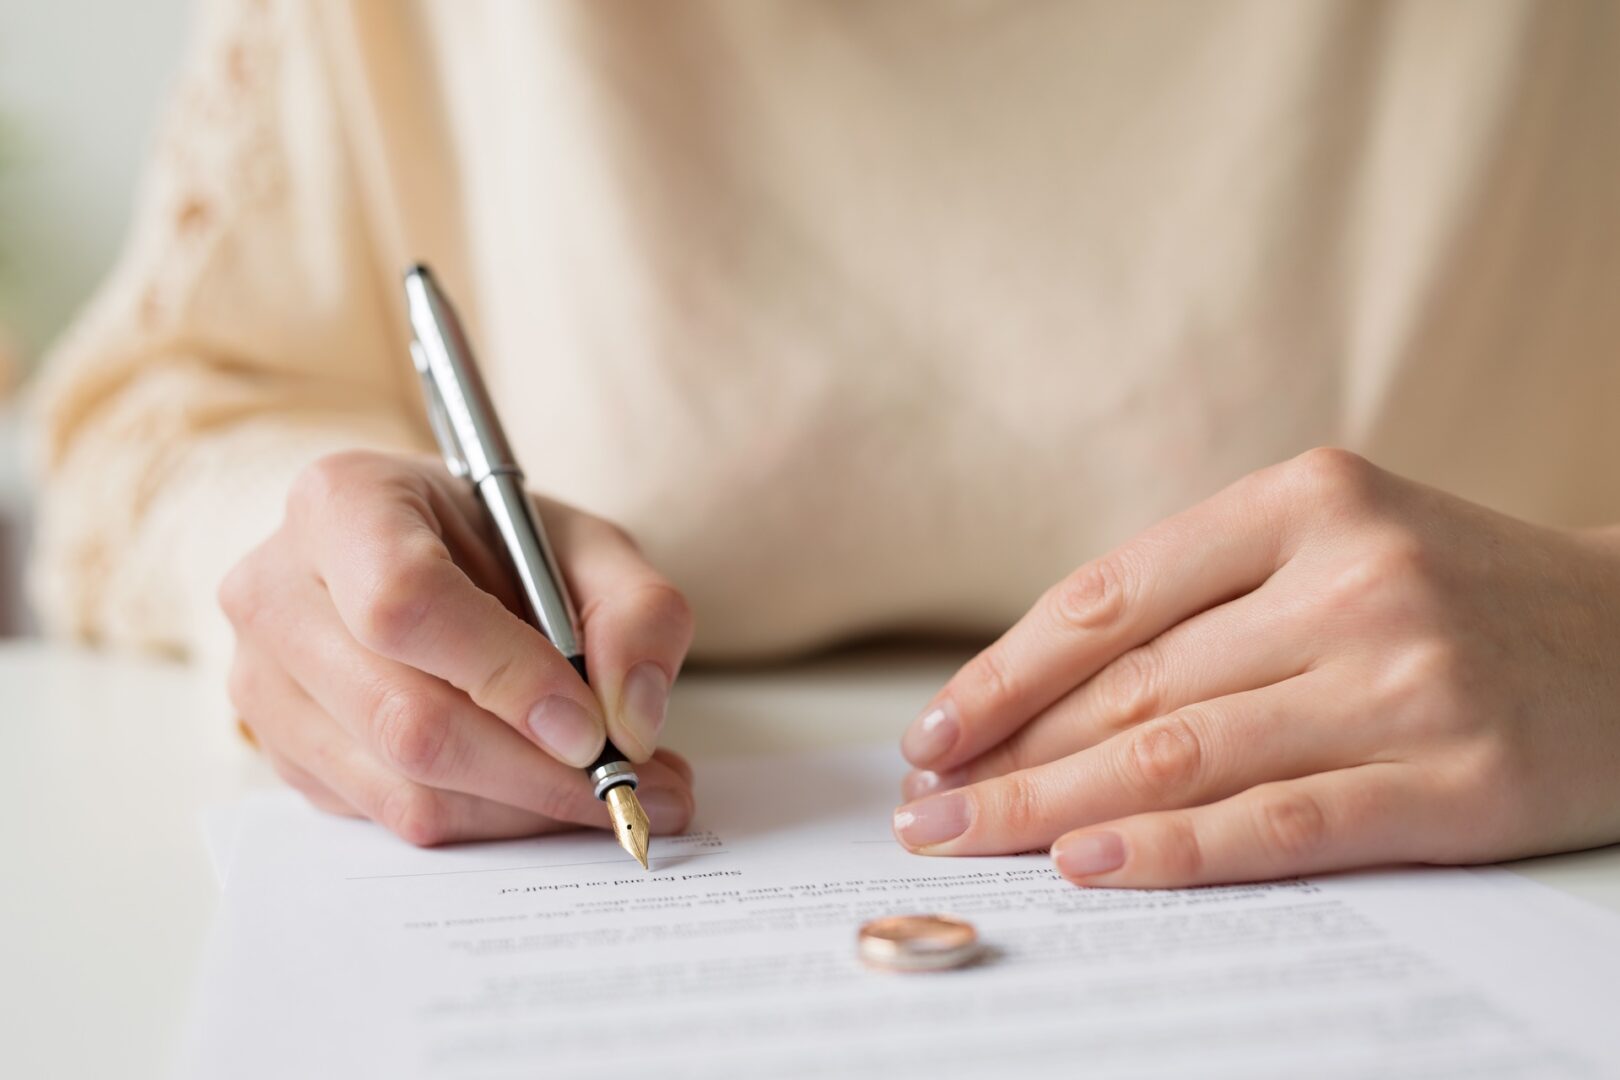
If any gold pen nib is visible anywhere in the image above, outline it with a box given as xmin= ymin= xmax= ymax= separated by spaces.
xmin=604 ymin=784 xmax=651 ymax=870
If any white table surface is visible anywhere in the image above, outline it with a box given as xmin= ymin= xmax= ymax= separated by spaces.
xmin=4 ymin=639 xmax=1619 ymax=1079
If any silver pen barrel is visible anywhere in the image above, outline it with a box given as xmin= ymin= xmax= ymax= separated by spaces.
xmin=477 ymin=471 xmax=583 ymax=658
xmin=403 ymin=265 xmax=584 ymax=658
xmin=403 ymin=265 xmax=516 ymax=485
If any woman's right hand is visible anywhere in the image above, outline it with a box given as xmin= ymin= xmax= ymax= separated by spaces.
xmin=219 ymin=450 xmax=696 ymax=845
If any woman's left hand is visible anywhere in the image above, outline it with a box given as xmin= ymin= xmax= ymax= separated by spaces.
xmin=894 ymin=448 xmax=1620 ymax=887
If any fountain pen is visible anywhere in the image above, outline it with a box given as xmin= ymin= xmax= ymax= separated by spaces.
xmin=403 ymin=264 xmax=651 ymax=869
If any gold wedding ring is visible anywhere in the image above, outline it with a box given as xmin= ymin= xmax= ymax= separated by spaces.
xmin=858 ymin=914 xmax=980 ymax=973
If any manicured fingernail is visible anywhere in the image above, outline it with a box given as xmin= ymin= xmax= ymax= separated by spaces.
xmin=901 ymin=769 xmax=961 ymax=801
xmin=526 ymin=695 xmax=603 ymax=768
xmin=636 ymin=787 xmax=689 ymax=832
xmin=901 ymin=701 xmax=960 ymax=767
xmin=893 ymin=792 xmax=971 ymax=849
xmin=619 ymin=662 xmax=671 ymax=756
xmin=1054 ymin=832 xmax=1126 ymax=879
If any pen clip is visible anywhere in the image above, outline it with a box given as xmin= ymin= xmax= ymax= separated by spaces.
xmin=410 ymin=338 xmax=470 ymax=480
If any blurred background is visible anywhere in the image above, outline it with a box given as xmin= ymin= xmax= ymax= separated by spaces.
xmin=0 ymin=0 xmax=190 ymax=637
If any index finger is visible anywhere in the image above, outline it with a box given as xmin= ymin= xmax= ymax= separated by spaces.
xmin=902 ymin=460 xmax=1312 ymax=773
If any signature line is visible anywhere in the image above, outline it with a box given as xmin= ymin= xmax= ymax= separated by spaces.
xmin=345 ymin=848 xmax=728 ymax=881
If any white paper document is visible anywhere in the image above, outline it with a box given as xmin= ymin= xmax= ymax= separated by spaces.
xmin=186 ymin=747 xmax=1620 ymax=1078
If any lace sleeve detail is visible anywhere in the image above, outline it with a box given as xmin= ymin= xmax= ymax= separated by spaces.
xmin=27 ymin=0 xmax=422 ymax=653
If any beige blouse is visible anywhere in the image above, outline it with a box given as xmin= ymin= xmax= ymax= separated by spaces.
xmin=29 ymin=0 xmax=1620 ymax=664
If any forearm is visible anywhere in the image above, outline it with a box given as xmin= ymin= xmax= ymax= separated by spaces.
xmin=27 ymin=0 xmax=431 ymax=661
xmin=31 ymin=389 xmax=422 ymax=663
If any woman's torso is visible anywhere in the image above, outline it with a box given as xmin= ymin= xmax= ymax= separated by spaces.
xmin=327 ymin=0 xmax=1619 ymax=657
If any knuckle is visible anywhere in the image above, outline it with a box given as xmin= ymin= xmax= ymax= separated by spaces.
xmin=635 ymin=582 xmax=695 ymax=642
xmin=1436 ymin=742 xmax=1517 ymax=832
xmin=352 ymin=547 xmax=442 ymax=654
xmin=598 ymin=518 xmax=644 ymax=555
xmin=1094 ymin=647 xmax=1164 ymax=730
xmin=1254 ymin=789 xmax=1330 ymax=863
xmin=1466 ymin=737 xmax=1522 ymax=791
xmin=225 ymin=655 xmax=258 ymax=714
xmin=1448 ymin=743 xmax=1526 ymax=839
xmin=584 ymin=581 xmax=695 ymax=652
xmin=1376 ymin=638 xmax=1466 ymax=727
xmin=287 ymin=452 xmax=365 ymax=514
xmin=1362 ymin=533 xmax=1434 ymax=589
xmin=217 ymin=548 xmax=271 ymax=628
xmin=1049 ymin=557 xmax=1129 ymax=635
xmin=1157 ymin=816 xmax=1207 ymax=880
xmin=371 ymin=687 xmax=452 ymax=780
xmin=1123 ymin=712 xmax=1206 ymax=795
xmin=1286 ymin=446 xmax=1376 ymax=502
xmin=303 ymin=730 xmax=349 ymax=783
xmin=378 ymin=783 xmax=452 ymax=847
xmin=1389 ymin=636 xmax=1459 ymax=693
xmin=472 ymin=654 xmax=521 ymax=710
xmin=964 ymin=645 xmax=1021 ymax=714
xmin=216 ymin=562 xmax=250 ymax=622
xmin=987 ymin=777 xmax=1045 ymax=840
xmin=1321 ymin=533 xmax=1433 ymax=615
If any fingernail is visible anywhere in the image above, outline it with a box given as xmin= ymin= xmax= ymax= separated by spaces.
xmin=1054 ymin=832 xmax=1126 ymax=879
xmin=893 ymin=792 xmax=971 ymax=849
xmin=901 ymin=769 xmax=961 ymax=801
xmin=526 ymin=695 xmax=603 ymax=768
xmin=901 ymin=701 xmax=960 ymax=767
xmin=636 ymin=787 xmax=689 ymax=832
xmin=619 ymin=662 xmax=671 ymax=757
